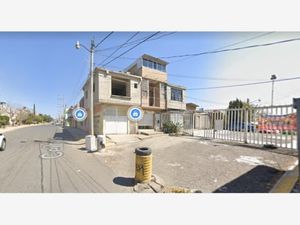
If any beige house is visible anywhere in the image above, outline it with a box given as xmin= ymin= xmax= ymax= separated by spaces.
xmin=186 ymin=103 xmax=199 ymax=112
xmin=79 ymin=54 xmax=186 ymax=135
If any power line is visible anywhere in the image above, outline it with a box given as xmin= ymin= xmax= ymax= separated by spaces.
xmin=95 ymin=32 xmax=114 ymax=49
xmin=160 ymin=36 xmax=300 ymax=59
xmin=97 ymin=32 xmax=176 ymax=52
xmin=168 ymin=73 xmax=265 ymax=81
xmin=67 ymin=59 xmax=88 ymax=105
xmin=96 ymin=54 xmax=138 ymax=61
xmin=101 ymin=32 xmax=161 ymax=67
xmin=98 ymin=32 xmax=140 ymax=66
xmin=93 ymin=63 xmax=264 ymax=82
xmin=169 ymin=32 xmax=275 ymax=64
xmin=186 ymin=96 xmax=227 ymax=106
xmin=188 ymin=76 xmax=300 ymax=90
xmin=67 ymin=33 xmax=115 ymax=106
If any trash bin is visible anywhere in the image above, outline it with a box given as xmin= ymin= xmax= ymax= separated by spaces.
xmin=134 ymin=147 xmax=152 ymax=183
xmin=97 ymin=135 xmax=106 ymax=151
xmin=85 ymin=135 xmax=97 ymax=152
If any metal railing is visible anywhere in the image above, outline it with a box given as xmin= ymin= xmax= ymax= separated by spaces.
xmin=192 ymin=104 xmax=297 ymax=150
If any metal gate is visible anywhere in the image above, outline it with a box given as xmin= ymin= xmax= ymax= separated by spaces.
xmin=192 ymin=104 xmax=297 ymax=150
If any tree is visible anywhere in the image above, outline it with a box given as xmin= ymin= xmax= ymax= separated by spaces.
xmin=0 ymin=115 xmax=10 ymax=127
xmin=226 ymin=98 xmax=255 ymax=130
xmin=228 ymin=98 xmax=244 ymax=109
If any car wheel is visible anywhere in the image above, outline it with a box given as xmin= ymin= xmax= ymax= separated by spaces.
xmin=0 ymin=139 xmax=6 ymax=151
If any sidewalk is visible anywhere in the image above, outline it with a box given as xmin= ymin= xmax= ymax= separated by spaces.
xmin=0 ymin=123 xmax=46 ymax=134
xmin=62 ymin=126 xmax=88 ymax=141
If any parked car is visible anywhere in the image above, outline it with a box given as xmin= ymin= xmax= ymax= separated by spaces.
xmin=0 ymin=133 xmax=6 ymax=151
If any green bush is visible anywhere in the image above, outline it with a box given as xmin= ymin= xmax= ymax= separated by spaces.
xmin=23 ymin=113 xmax=53 ymax=124
xmin=163 ymin=121 xmax=182 ymax=134
xmin=0 ymin=115 xmax=10 ymax=127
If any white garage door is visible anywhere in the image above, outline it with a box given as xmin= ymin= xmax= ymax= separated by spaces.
xmin=104 ymin=116 xmax=128 ymax=134
xmin=104 ymin=107 xmax=128 ymax=134
xmin=138 ymin=112 xmax=154 ymax=127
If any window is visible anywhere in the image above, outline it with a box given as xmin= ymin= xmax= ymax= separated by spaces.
xmin=171 ymin=88 xmax=183 ymax=102
xmin=142 ymin=58 xmax=166 ymax=72
xmin=148 ymin=61 xmax=153 ymax=69
xmin=111 ymin=79 xmax=130 ymax=97
xmin=134 ymin=83 xmax=138 ymax=89
xmin=141 ymin=79 xmax=148 ymax=97
xmin=157 ymin=64 xmax=162 ymax=71
xmin=143 ymin=59 xmax=148 ymax=67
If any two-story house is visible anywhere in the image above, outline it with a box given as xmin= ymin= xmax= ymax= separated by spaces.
xmin=79 ymin=54 xmax=186 ymax=135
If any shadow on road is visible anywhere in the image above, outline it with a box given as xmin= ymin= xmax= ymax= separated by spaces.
xmin=53 ymin=127 xmax=88 ymax=142
xmin=113 ymin=177 xmax=135 ymax=187
xmin=213 ymin=165 xmax=284 ymax=193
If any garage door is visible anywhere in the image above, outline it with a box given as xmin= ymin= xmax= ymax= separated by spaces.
xmin=104 ymin=116 xmax=128 ymax=134
xmin=138 ymin=112 xmax=154 ymax=127
xmin=104 ymin=107 xmax=128 ymax=134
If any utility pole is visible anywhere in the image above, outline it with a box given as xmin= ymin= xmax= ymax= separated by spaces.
xmin=270 ymin=74 xmax=277 ymax=106
xmin=75 ymin=39 xmax=95 ymax=136
xmin=293 ymin=98 xmax=300 ymax=183
xmin=33 ymin=104 xmax=36 ymax=115
xmin=57 ymin=95 xmax=64 ymax=125
xmin=89 ymin=40 xmax=95 ymax=136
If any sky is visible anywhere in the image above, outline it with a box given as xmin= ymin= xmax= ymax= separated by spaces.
xmin=0 ymin=32 xmax=300 ymax=118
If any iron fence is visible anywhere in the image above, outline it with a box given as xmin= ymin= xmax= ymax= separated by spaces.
xmin=192 ymin=104 xmax=297 ymax=150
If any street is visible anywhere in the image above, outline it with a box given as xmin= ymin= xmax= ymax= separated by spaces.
xmin=0 ymin=125 xmax=125 ymax=193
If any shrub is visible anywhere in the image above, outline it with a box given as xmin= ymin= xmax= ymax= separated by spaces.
xmin=0 ymin=115 xmax=10 ymax=127
xmin=163 ymin=121 xmax=182 ymax=134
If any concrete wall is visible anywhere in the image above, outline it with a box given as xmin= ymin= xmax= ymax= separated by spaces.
xmin=96 ymin=72 xmax=141 ymax=106
xmin=138 ymin=67 xmax=167 ymax=83
xmin=166 ymin=86 xmax=186 ymax=111
xmin=82 ymin=71 xmax=142 ymax=109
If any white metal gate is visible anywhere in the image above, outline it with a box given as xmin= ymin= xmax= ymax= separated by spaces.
xmin=193 ymin=104 xmax=297 ymax=150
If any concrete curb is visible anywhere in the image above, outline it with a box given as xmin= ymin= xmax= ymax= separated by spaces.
xmin=0 ymin=123 xmax=47 ymax=134
xmin=63 ymin=127 xmax=88 ymax=141
xmin=270 ymin=165 xmax=299 ymax=193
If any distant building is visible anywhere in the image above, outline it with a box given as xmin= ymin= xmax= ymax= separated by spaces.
xmin=186 ymin=103 xmax=199 ymax=112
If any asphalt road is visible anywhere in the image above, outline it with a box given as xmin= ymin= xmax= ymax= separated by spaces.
xmin=101 ymin=135 xmax=297 ymax=193
xmin=0 ymin=125 xmax=125 ymax=193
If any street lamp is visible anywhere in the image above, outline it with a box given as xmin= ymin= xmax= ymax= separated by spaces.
xmin=270 ymin=74 xmax=277 ymax=106
xmin=75 ymin=39 xmax=96 ymax=136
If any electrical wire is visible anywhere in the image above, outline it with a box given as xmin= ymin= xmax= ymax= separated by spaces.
xmin=98 ymin=32 xmax=140 ymax=66
xmin=97 ymin=32 xmax=176 ymax=52
xmin=95 ymin=32 xmax=114 ymax=48
xmin=187 ymin=76 xmax=300 ymax=90
xmin=160 ymin=36 xmax=300 ymax=59
xmin=168 ymin=73 xmax=265 ymax=81
xmin=186 ymin=96 xmax=227 ymax=106
xmin=101 ymin=32 xmax=161 ymax=67
xmin=169 ymin=32 xmax=275 ymax=64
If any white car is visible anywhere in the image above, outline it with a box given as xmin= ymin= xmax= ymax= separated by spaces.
xmin=0 ymin=134 xmax=6 ymax=151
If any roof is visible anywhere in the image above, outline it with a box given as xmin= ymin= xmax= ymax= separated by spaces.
xmin=142 ymin=54 xmax=168 ymax=65
xmin=167 ymin=82 xmax=186 ymax=90
xmin=82 ymin=67 xmax=142 ymax=90
xmin=95 ymin=67 xmax=142 ymax=80
xmin=186 ymin=103 xmax=199 ymax=107
xmin=124 ymin=54 xmax=169 ymax=72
